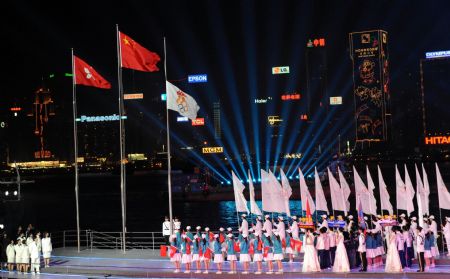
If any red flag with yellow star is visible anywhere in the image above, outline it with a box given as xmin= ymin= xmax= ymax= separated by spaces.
xmin=119 ymin=32 xmax=160 ymax=72
xmin=74 ymin=56 xmax=111 ymax=89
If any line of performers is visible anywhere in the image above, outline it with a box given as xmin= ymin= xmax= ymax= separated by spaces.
xmin=163 ymin=213 xmax=450 ymax=274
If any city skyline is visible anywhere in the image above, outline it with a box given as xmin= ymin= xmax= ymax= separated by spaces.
xmin=1 ymin=0 xmax=450 ymax=182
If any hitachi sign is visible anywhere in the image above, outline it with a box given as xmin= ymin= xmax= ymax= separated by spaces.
xmin=76 ymin=114 xmax=127 ymax=122
xmin=425 ymin=136 xmax=450 ymax=145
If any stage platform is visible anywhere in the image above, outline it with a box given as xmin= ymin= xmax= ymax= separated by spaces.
xmin=0 ymin=248 xmax=449 ymax=278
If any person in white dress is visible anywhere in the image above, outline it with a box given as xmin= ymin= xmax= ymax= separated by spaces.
xmin=28 ymin=237 xmax=40 ymax=274
xmin=410 ymin=217 xmax=418 ymax=255
xmin=290 ymin=216 xmax=299 ymax=240
xmin=14 ymin=240 xmax=24 ymax=273
xmin=385 ymin=228 xmax=403 ymax=272
xmin=173 ymin=217 xmax=181 ymax=231
xmin=332 ymin=228 xmax=350 ymax=272
xmin=319 ymin=215 xmax=329 ymax=229
xmin=263 ymin=215 xmax=273 ymax=235
xmin=274 ymin=217 xmax=285 ymax=240
xmin=6 ymin=240 xmax=15 ymax=272
xmin=302 ymin=229 xmax=321 ymax=272
xmin=20 ymin=240 xmax=30 ymax=273
xmin=346 ymin=215 xmax=354 ymax=233
xmin=240 ymin=214 xmax=249 ymax=236
xmin=429 ymin=216 xmax=439 ymax=258
xmin=41 ymin=232 xmax=52 ymax=268
xmin=442 ymin=217 xmax=450 ymax=256
xmin=254 ymin=216 xmax=263 ymax=236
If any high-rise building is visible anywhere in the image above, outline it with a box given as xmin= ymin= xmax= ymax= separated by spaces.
xmin=213 ymin=101 xmax=221 ymax=140
xmin=349 ymin=30 xmax=391 ymax=143
xmin=305 ymin=38 xmax=328 ymax=119
xmin=420 ymin=51 xmax=450 ymax=153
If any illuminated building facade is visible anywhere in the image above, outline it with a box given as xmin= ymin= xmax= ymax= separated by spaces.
xmin=350 ymin=30 xmax=391 ymax=143
xmin=420 ymin=53 xmax=450 ymax=153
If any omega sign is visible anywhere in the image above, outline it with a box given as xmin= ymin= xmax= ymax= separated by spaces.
xmin=425 ymin=136 xmax=450 ymax=145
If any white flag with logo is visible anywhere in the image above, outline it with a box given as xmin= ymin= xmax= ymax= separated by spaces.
xmin=248 ymin=170 xmax=262 ymax=216
xmin=261 ymin=169 xmax=272 ymax=212
xmin=280 ymin=169 xmax=292 ymax=216
xmin=269 ymin=170 xmax=287 ymax=213
xmin=338 ymin=167 xmax=351 ymax=215
xmin=166 ymin=81 xmax=200 ymax=120
xmin=395 ymin=164 xmax=407 ymax=211
xmin=421 ymin=164 xmax=430 ymax=215
xmin=404 ymin=165 xmax=415 ymax=216
xmin=378 ymin=165 xmax=393 ymax=215
xmin=415 ymin=164 xmax=426 ymax=226
xmin=328 ymin=168 xmax=346 ymax=214
xmin=366 ymin=166 xmax=378 ymax=215
xmin=354 ymin=166 xmax=376 ymax=215
xmin=231 ymin=171 xmax=249 ymax=213
xmin=315 ymin=167 xmax=329 ymax=213
xmin=299 ymin=168 xmax=315 ymax=214
xmin=436 ymin=163 xmax=450 ymax=210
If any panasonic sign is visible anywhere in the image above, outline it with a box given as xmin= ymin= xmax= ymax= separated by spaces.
xmin=76 ymin=114 xmax=127 ymax=122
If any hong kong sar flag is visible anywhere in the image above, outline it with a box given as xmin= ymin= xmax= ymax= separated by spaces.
xmin=74 ymin=56 xmax=111 ymax=89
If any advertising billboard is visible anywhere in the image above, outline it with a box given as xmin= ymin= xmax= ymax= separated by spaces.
xmin=349 ymin=30 xmax=390 ymax=141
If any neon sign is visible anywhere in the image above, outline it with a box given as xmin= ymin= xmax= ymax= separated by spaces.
xmin=10 ymin=107 xmax=21 ymax=111
xmin=306 ymin=38 xmax=325 ymax=47
xmin=124 ymin=93 xmax=144 ymax=100
xmin=283 ymin=153 xmax=302 ymax=159
xmin=254 ymin=97 xmax=272 ymax=104
xmin=202 ymin=147 xmax=224 ymax=154
xmin=425 ymin=50 xmax=450 ymax=59
xmin=177 ymin=116 xmax=189 ymax=122
xmin=425 ymin=136 xmax=450 ymax=145
xmin=188 ymin=74 xmax=208 ymax=83
xmin=300 ymin=114 xmax=308 ymax=120
xmin=330 ymin=96 xmax=343 ymax=105
xmin=192 ymin=118 xmax=205 ymax=126
xmin=281 ymin=93 xmax=301 ymax=101
xmin=76 ymin=114 xmax=127 ymax=122
xmin=272 ymin=66 xmax=290 ymax=74
xmin=268 ymin=116 xmax=283 ymax=126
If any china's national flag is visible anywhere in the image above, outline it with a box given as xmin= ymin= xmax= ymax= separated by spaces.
xmin=74 ymin=56 xmax=111 ymax=89
xmin=119 ymin=31 xmax=160 ymax=72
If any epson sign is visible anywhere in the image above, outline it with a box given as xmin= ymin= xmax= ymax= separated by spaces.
xmin=188 ymin=74 xmax=208 ymax=83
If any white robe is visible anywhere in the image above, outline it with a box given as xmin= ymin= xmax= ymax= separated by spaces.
xmin=302 ymin=234 xmax=321 ymax=272
xmin=385 ymin=232 xmax=403 ymax=272
xmin=6 ymin=244 xmax=15 ymax=263
xmin=443 ymin=222 xmax=450 ymax=255
xmin=332 ymin=233 xmax=350 ymax=272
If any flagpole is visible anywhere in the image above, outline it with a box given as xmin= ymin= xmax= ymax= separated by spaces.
xmin=163 ymin=37 xmax=174 ymax=237
xmin=116 ymin=24 xmax=127 ymax=253
xmin=71 ymin=48 xmax=81 ymax=253
xmin=378 ymin=165 xmax=382 ymax=217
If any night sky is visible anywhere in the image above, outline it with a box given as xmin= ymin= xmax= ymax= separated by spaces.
xmin=2 ymin=0 xmax=450 ymax=179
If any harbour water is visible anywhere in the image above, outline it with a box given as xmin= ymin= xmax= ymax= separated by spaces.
xmin=1 ymin=161 xmax=450 ymax=235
